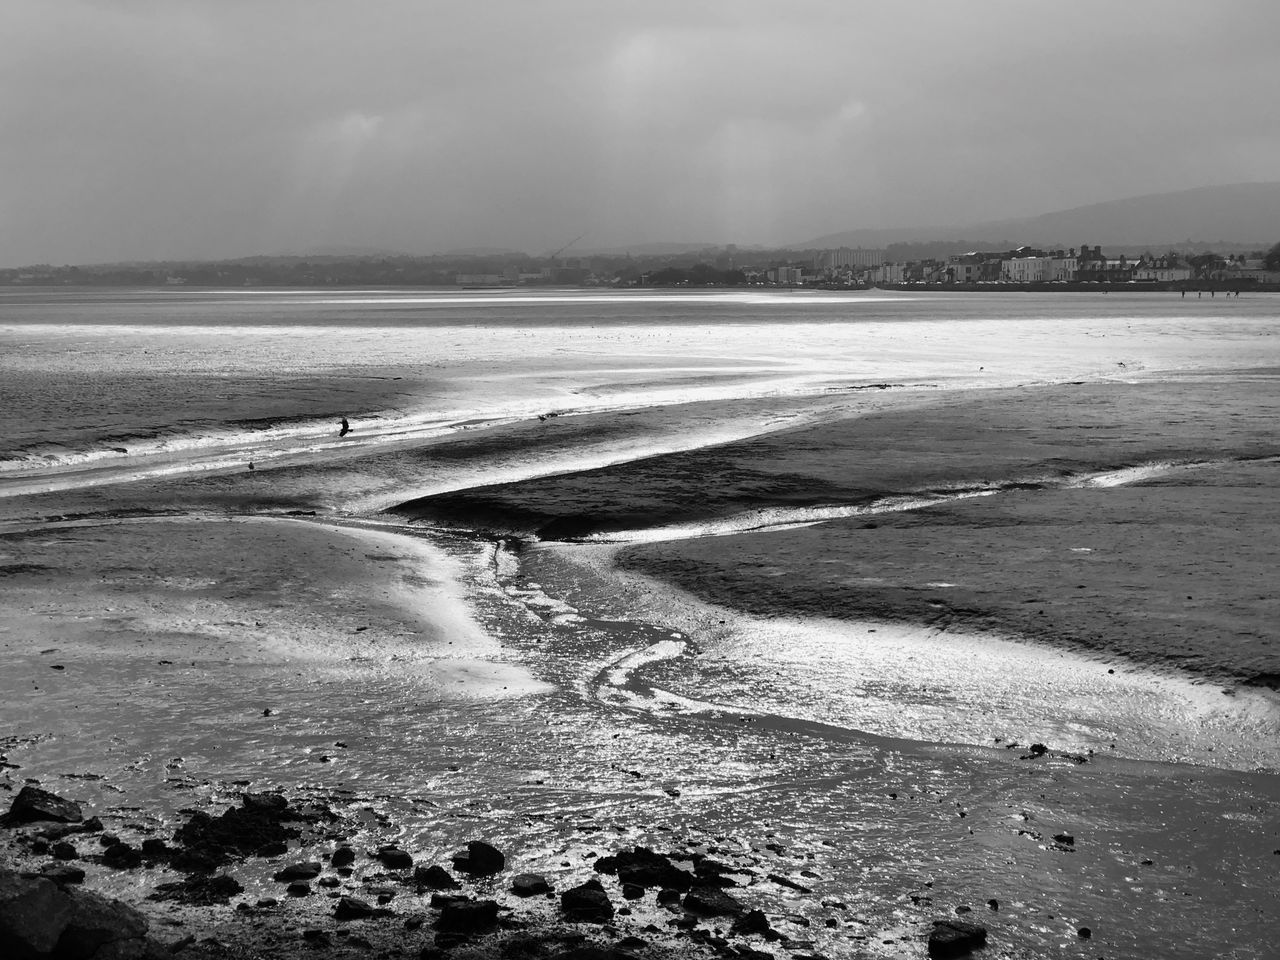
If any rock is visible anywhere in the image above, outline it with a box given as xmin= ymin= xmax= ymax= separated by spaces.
xmin=56 ymin=887 xmax=151 ymax=959
xmin=334 ymin=896 xmax=376 ymax=921
xmin=0 ymin=869 xmax=73 ymax=954
xmin=683 ymin=884 xmax=744 ymax=917
xmin=986 ymin=899 xmax=999 ymax=911
xmin=1078 ymin=926 xmax=1092 ymax=939
xmin=7 ymin=786 xmax=84 ymax=825
xmin=621 ymin=882 xmax=644 ymax=900
xmin=52 ymin=841 xmax=78 ymax=861
xmin=732 ymin=910 xmax=774 ymax=936
xmin=377 ymin=847 xmax=414 ymax=869
xmin=1028 ymin=743 xmax=1049 ymax=757
xmin=287 ymin=882 xmax=311 ymax=897
xmin=332 ymin=846 xmax=357 ymax=867
xmin=319 ymin=877 xmax=341 ymax=888
xmin=39 ymin=864 xmax=86 ymax=886
xmin=655 ymin=888 xmax=681 ymax=905
xmin=149 ymin=873 xmax=244 ymax=905
xmin=102 ymin=842 xmax=143 ymax=869
xmin=415 ymin=864 xmax=461 ymax=889
xmin=1052 ymin=833 xmax=1075 ymax=846
xmin=0 ymin=870 xmax=165 ymax=959
xmin=273 ymin=861 xmax=323 ymax=882
xmin=436 ymin=898 xmax=499 ymax=933
xmin=451 ymin=840 xmax=505 ymax=876
xmin=140 ymin=838 xmax=169 ymax=859
xmin=767 ymin=872 xmax=812 ymax=893
xmin=510 ymin=873 xmax=552 ymax=897
xmin=560 ymin=880 xmax=615 ymax=922
xmin=928 ymin=918 xmax=988 ymax=958
xmin=172 ymin=793 xmax=333 ymax=869
xmin=595 ymin=847 xmax=692 ymax=890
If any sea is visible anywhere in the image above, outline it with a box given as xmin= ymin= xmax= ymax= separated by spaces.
xmin=2 ymin=286 xmax=1279 ymax=959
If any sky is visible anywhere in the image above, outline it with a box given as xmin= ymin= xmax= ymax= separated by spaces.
xmin=3 ymin=0 xmax=1280 ymax=265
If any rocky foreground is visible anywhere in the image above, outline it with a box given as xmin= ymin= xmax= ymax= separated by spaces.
xmin=0 ymin=784 xmax=999 ymax=960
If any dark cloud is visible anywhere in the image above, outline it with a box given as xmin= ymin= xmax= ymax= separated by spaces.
xmin=3 ymin=0 xmax=1278 ymax=264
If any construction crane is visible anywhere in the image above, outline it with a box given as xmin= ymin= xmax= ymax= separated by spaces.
xmin=547 ymin=233 xmax=585 ymax=263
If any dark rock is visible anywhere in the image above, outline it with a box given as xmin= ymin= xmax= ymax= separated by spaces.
xmin=334 ymin=896 xmax=376 ymax=920
xmin=732 ymin=910 xmax=774 ymax=936
xmin=561 ymin=881 xmax=615 ymax=922
xmin=599 ymin=847 xmax=693 ymax=891
xmin=302 ymin=929 xmax=330 ymax=944
xmin=256 ymin=840 xmax=288 ymax=857
xmin=172 ymin=793 xmax=332 ymax=869
xmin=767 ymin=872 xmax=812 ymax=893
xmin=436 ymin=898 xmax=499 ymax=933
xmin=621 ymin=882 xmax=644 ymax=900
xmin=52 ymin=841 xmax=78 ymax=861
xmin=0 ymin=869 xmax=73 ymax=954
xmin=150 ymin=873 xmax=244 ymax=905
xmin=416 ymin=864 xmax=461 ymax=889
xmin=1078 ymin=927 xmax=1092 ymax=939
xmin=140 ymin=838 xmax=169 ymax=858
xmin=39 ymin=864 xmax=86 ymax=886
xmin=102 ymin=842 xmax=143 ymax=869
xmin=511 ymin=873 xmax=552 ymax=897
xmin=986 ymin=899 xmax=999 ymax=911
xmin=1052 ymin=833 xmax=1075 ymax=846
xmin=287 ymin=882 xmax=312 ymax=897
xmin=1028 ymin=743 xmax=1049 ymax=757
xmin=683 ymin=884 xmax=744 ymax=917
xmin=331 ymin=846 xmax=357 ymax=867
xmin=257 ymin=898 xmax=278 ymax=907
xmin=378 ymin=847 xmax=414 ymax=869
xmin=7 ymin=786 xmax=83 ymax=824
xmin=451 ymin=840 xmax=505 ymax=876
xmin=56 ymin=887 xmax=152 ymax=959
xmin=928 ymin=918 xmax=988 ymax=958
xmin=656 ymin=888 xmax=681 ymax=905
xmin=274 ymin=862 xmax=323 ymax=882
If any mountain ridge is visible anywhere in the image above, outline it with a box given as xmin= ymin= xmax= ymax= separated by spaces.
xmin=796 ymin=182 xmax=1280 ymax=251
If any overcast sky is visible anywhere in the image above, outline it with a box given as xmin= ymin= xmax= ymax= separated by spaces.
xmin=3 ymin=1 xmax=1279 ymax=264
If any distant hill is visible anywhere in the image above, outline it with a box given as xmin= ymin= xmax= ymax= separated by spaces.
xmin=800 ymin=182 xmax=1280 ymax=251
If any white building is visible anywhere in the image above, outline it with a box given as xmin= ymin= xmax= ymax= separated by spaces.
xmin=1002 ymin=257 xmax=1053 ymax=283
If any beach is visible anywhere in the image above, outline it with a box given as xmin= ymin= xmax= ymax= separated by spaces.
xmin=2 ymin=289 xmax=1280 ymax=959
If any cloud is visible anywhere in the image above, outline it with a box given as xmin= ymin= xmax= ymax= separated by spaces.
xmin=2 ymin=0 xmax=1279 ymax=264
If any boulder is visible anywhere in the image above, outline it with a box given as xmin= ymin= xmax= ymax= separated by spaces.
xmin=683 ymin=884 xmax=744 ymax=917
xmin=732 ymin=910 xmax=774 ymax=936
xmin=334 ymin=896 xmax=376 ymax=921
xmin=451 ymin=840 xmax=505 ymax=876
xmin=595 ymin=847 xmax=692 ymax=890
xmin=0 ymin=869 xmax=73 ymax=956
xmin=331 ymin=846 xmax=356 ymax=867
xmin=415 ymin=865 xmax=460 ymax=889
xmin=928 ymin=918 xmax=988 ymax=958
xmin=377 ymin=847 xmax=414 ymax=869
xmin=510 ymin=873 xmax=552 ymax=897
xmin=560 ymin=880 xmax=615 ymax=923
xmin=287 ymin=881 xmax=311 ymax=897
xmin=56 ymin=887 xmax=149 ymax=958
xmin=273 ymin=862 xmax=322 ymax=882
xmin=8 ymin=786 xmax=83 ymax=825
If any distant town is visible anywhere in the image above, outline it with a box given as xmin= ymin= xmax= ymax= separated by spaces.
xmin=4 ymin=239 xmax=1279 ymax=291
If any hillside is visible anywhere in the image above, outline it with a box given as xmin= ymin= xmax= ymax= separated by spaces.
xmin=802 ymin=182 xmax=1280 ymax=251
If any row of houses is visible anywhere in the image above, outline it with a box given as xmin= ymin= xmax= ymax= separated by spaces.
xmin=809 ymin=245 xmax=1280 ymax=286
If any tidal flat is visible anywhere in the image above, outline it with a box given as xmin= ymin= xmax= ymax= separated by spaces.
xmin=2 ymin=290 xmax=1279 ymax=959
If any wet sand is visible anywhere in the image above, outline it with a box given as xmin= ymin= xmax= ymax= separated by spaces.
xmin=398 ymin=377 xmax=1280 ymax=693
